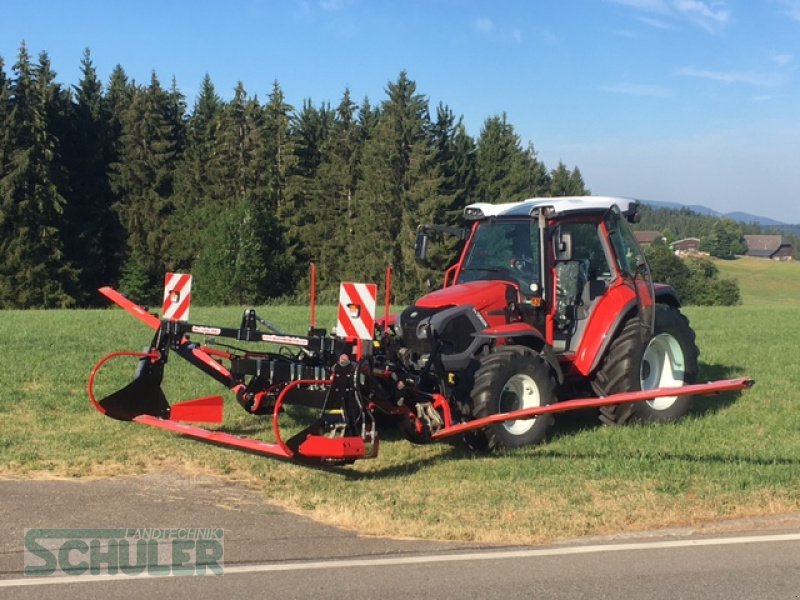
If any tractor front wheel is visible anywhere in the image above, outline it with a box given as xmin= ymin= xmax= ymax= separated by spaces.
xmin=469 ymin=346 xmax=556 ymax=450
xmin=594 ymin=304 xmax=699 ymax=425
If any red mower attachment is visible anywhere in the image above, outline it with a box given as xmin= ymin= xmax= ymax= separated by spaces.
xmin=88 ymin=281 xmax=379 ymax=465
xmin=88 ymin=343 xmax=379 ymax=464
xmin=88 ymin=254 xmax=754 ymax=466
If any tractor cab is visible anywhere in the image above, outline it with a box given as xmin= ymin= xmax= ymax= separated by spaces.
xmin=414 ymin=196 xmax=660 ymax=370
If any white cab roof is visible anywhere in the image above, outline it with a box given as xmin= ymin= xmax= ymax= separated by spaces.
xmin=464 ymin=196 xmax=638 ymax=218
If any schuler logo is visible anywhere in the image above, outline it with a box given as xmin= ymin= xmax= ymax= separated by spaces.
xmin=24 ymin=528 xmax=224 ymax=577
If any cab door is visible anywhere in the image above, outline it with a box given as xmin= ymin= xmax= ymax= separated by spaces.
xmin=603 ymin=207 xmax=655 ymax=336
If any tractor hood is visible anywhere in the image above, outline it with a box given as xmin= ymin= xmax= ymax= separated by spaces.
xmin=414 ymin=280 xmax=514 ymax=315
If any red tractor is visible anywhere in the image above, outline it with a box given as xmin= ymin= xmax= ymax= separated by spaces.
xmin=89 ymin=196 xmax=752 ymax=464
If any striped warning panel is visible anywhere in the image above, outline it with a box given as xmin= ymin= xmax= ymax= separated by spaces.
xmin=336 ymin=282 xmax=377 ymax=340
xmin=162 ymin=272 xmax=192 ymax=322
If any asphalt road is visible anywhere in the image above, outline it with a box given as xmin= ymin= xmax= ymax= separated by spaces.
xmin=2 ymin=473 xmax=799 ymax=599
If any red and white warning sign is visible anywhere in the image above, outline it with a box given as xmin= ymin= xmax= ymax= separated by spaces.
xmin=336 ymin=282 xmax=377 ymax=340
xmin=162 ymin=272 xmax=192 ymax=322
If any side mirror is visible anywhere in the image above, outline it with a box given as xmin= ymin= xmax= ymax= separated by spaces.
xmin=555 ymin=232 xmax=573 ymax=261
xmin=414 ymin=230 xmax=429 ymax=263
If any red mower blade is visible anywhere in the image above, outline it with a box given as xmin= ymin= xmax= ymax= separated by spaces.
xmin=169 ymin=395 xmax=224 ymax=424
xmin=297 ymin=435 xmax=367 ymax=459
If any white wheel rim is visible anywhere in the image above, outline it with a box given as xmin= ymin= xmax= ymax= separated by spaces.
xmin=499 ymin=374 xmax=541 ymax=435
xmin=641 ymin=333 xmax=686 ymax=410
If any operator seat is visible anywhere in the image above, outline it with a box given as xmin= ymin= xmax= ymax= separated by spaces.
xmin=554 ymin=260 xmax=589 ymax=331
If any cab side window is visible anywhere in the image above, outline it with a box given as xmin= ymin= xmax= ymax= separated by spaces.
xmin=604 ymin=209 xmax=640 ymax=276
xmin=558 ymin=222 xmax=611 ymax=279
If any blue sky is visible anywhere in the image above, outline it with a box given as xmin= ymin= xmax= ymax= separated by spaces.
xmin=2 ymin=0 xmax=799 ymax=223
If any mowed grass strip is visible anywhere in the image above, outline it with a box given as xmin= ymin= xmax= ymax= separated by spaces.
xmin=1 ymin=258 xmax=799 ymax=544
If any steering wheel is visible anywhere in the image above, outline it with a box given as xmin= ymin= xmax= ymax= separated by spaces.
xmin=510 ymin=255 xmax=535 ymax=273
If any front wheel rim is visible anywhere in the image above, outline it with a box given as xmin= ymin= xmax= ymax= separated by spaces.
xmin=641 ymin=333 xmax=686 ymax=410
xmin=499 ymin=373 xmax=541 ymax=435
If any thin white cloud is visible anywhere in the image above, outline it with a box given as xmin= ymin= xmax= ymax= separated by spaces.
xmin=673 ymin=0 xmax=730 ymax=32
xmin=676 ymin=66 xmax=779 ymax=86
xmin=319 ymin=0 xmax=352 ymax=10
xmin=751 ymin=95 xmax=773 ymax=102
xmin=538 ymin=29 xmax=559 ymax=45
xmin=606 ymin=0 xmax=670 ymax=13
xmin=608 ymin=0 xmax=731 ymax=33
xmin=292 ymin=0 xmax=312 ymax=18
xmin=473 ymin=17 xmax=523 ymax=45
xmin=773 ymin=0 xmax=800 ymax=22
xmin=769 ymin=52 xmax=793 ymax=68
xmin=636 ymin=15 xmax=676 ymax=29
xmin=681 ymin=0 xmax=729 ymax=20
xmin=610 ymin=28 xmax=641 ymax=38
xmin=601 ymin=83 xmax=673 ymax=97
xmin=474 ymin=17 xmax=494 ymax=34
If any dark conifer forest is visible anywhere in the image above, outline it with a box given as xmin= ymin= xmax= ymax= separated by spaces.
xmin=0 ymin=44 xmax=592 ymax=307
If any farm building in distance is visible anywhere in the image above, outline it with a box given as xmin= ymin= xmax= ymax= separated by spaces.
xmin=670 ymin=238 xmax=702 ymax=256
xmin=743 ymin=235 xmax=794 ymax=260
xmin=633 ymin=231 xmax=664 ymax=247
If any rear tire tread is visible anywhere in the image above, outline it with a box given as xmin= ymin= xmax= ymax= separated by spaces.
xmin=593 ymin=305 xmax=699 ymax=425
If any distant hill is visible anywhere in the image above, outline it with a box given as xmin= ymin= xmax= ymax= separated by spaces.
xmin=724 ymin=212 xmax=789 ymax=227
xmin=763 ymin=223 xmax=800 ymax=237
xmin=640 ymin=199 xmax=795 ymax=227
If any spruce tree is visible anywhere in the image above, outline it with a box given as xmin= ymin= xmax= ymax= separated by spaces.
xmin=475 ymin=113 xmax=531 ymax=204
xmin=256 ymin=81 xmax=296 ymax=296
xmin=263 ymin=80 xmax=295 ymax=213
xmin=407 ymin=105 xmax=478 ymax=284
xmin=431 ymin=104 xmax=478 ymax=219
xmin=550 ymin=161 xmax=588 ymax=196
xmin=351 ymin=71 xmax=438 ymax=301
xmin=190 ymin=82 xmax=293 ymax=303
xmin=0 ymin=44 xmax=77 ymax=307
xmin=570 ymin=166 xmax=589 ymax=195
xmin=61 ymin=49 xmax=121 ymax=303
xmin=105 ymin=65 xmax=132 ymax=150
xmin=167 ymin=73 xmax=223 ymax=269
xmin=0 ymin=56 xmax=10 ymax=176
xmin=281 ymin=98 xmax=333 ymax=281
xmin=214 ymin=82 xmax=254 ymax=206
xmin=312 ymin=88 xmax=363 ymax=297
xmin=190 ymin=82 xmax=253 ymax=303
xmin=519 ymin=142 xmax=551 ymax=197
xmin=549 ymin=161 xmax=573 ymax=196
xmin=357 ymin=96 xmax=381 ymax=139
xmin=110 ymin=72 xmax=181 ymax=302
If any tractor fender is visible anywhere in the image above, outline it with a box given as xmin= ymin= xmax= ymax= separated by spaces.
xmin=573 ymin=284 xmax=639 ymax=376
xmin=654 ymin=283 xmax=681 ymax=307
xmin=475 ymin=323 xmax=564 ymax=384
xmin=574 ymin=284 xmax=680 ymax=375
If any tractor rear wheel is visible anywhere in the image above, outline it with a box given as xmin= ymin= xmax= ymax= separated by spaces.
xmin=594 ymin=304 xmax=699 ymax=425
xmin=469 ymin=346 xmax=556 ymax=450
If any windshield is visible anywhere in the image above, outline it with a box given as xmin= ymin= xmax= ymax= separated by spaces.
xmin=459 ymin=219 xmax=540 ymax=294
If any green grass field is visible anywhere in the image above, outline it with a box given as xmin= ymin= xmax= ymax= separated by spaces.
xmin=1 ymin=257 xmax=799 ymax=544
